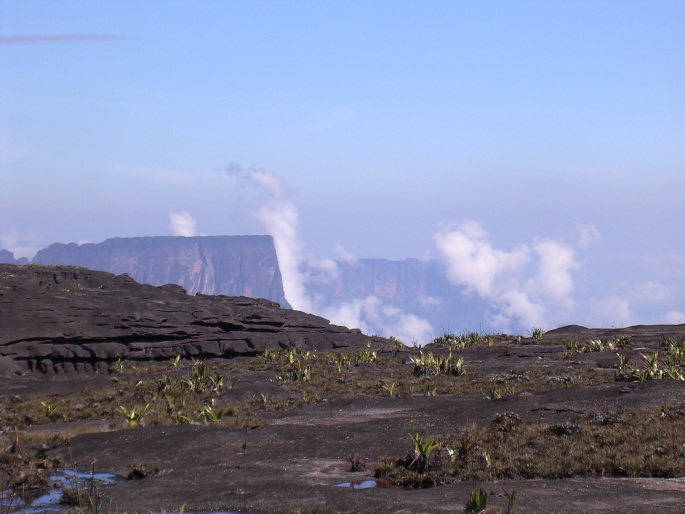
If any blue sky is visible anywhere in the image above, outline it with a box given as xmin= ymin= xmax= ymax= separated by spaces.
xmin=1 ymin=1 xmax=684 ymax=337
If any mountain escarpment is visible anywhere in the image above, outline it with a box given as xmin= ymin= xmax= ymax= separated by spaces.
xmin=32 ymin=235 xmax=289 ymax=307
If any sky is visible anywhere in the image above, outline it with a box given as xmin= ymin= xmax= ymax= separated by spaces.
xmin=1 ymin=1 xmax=684 ymax=339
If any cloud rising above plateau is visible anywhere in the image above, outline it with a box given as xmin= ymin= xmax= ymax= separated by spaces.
xmin=217 ymin=164 xmax=435 ymax=344
xmin=434 ymin=221 xmax=579 ymax=331
xmin=170 ymin=166 xmax=683 ymax=342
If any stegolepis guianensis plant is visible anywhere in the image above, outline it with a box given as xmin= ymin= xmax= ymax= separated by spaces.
xmin=465 ymin=487 xmax=488 ymax=514
xmin=408 ymin=432 xmax=440 ymax=473
xmin=354 ymin=341 xmax=377 ymax=364
xmin=529 ymin=327 xmax=545 ymax=341
xmin=431 ymin=330 xmax=494 ymax=350
xmin=118 ymin=403 xmax=149 ymax=427
xmin=410 ymin=351 xmax=465 ymax=377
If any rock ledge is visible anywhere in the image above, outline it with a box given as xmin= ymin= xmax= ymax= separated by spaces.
xmin=0 ymin=264 xmax=389 ymax=374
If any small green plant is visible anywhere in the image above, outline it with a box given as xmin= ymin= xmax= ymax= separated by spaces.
xmin=354 ymin=342 xmax=377 ymax=364
xmin=390 ymin=337 xmax=405 ymax=356
xmin=261 ymin=347 xmax=281 ymax=361
xmin=421 ymin=383 xmax=437 ymax=396
xmin=503 ymin=489 xmax=518 ymax=514
xmin=118 ymin=403 xmax=149 ymax=427
xmin=381 ymin=382 xmax=397 ymax=397
xmin=431 ymin=330 xmax=493 ymax=350
xmin=182 ymin=360 xmax=229 ymax=392
xmin=274 ymin=361 xmax=313 ymax=382
xmin=566 ymin=338 xmax=621 ymax=354
xmin=41 ymin=401 xmax=58 ymax=418
xmin=156 ymin=374 xmax=175 ymax=392
xmin=109 ymin=358 xmax=124 ymax=373
xmin=529 ymin=327 xmax=545 ymax=341
xmin=408 ymin=433 xmax=440 ymax=472
xmin=465 ymin=487 xmax=488 ymax=513
xmin=174 ymin=412 xmax=194 ymax=424
xmin=199 ymin=399 xmax=225 ymax=423
xmin=329 ymin=352 xmax=351 ymax=373
xmin=411 ymin=351 xmax=465 ymax=377
xmin=488 ymin=387 xmax=505 ymax=401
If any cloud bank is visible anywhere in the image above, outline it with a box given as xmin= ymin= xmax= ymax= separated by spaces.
xmin=221 ymin=164 xmax=434 ymax=342
xmin=434 ymin=221 xmax=579 ymax=331
xmin=169 ymin=211 xmax=197 ymax=237
xmin=0 ymin=231 xmax=41 ymax=260
xmin=218 ymin=164 xmax=682 ymax=339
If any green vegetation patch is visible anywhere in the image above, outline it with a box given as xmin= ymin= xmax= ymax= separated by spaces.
xmin=375 ymin=404 xmax=685 ymax=488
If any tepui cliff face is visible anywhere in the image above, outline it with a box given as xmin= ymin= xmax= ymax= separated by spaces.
xmin=32 ymin=235 xmax=290 ymax=307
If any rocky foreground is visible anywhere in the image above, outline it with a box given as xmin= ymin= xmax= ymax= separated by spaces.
xmin=0 ymin=264 xmax=389 ymax=376
xmin=1 ymin=265 xmax=685 ymax=513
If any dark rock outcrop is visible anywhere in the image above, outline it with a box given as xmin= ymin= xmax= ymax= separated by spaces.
xmin=0 ymin=264 xmax=390 ymax=375
xmin=32 ymin=235 xmax=289 ymax=307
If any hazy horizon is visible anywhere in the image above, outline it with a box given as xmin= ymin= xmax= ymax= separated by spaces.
xmin=2 ymin=1 xmax=684 ymax=339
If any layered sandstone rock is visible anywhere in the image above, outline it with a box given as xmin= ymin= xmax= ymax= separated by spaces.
xmin=0 ymin=264 xmax=390 ymax=375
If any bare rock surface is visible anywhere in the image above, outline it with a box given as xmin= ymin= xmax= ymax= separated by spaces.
xmin=2 ymin=265 xmax=685 ymax=513
xmin=7 ymin=337 xmax=684 ymax=514
xmin=0 ymin=264 xmax=389 ymax=375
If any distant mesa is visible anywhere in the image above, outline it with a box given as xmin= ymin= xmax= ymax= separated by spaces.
xmin=30 ymin=235 xmax=290 ymax=308
xmin=1 ymin=236 xmax=487 ymax=336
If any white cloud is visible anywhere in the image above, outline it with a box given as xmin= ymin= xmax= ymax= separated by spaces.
xmin=587 ymin=296 xmax=634 ymax=327
xmin=333 ymin=242 xmax=357 ymax=264
xmin=0 ymin=231 xmax=42 ymax=260
xmin=218 ymin=164 xmax=345 ymax=314
xmin=418 ymin=295 xmax=443 ymax=308
xmin=248 ymin=169 xmax=285 ymax=197
xmin=529 ymin=238 xmax=578 ymax=310
xmin=434 ymin=220 xmax=579 ymax=332
xmin=576 ymin=222 xmax=602 ymax=249
xmin=664 ymin=310 xmax=685 ymax=324
xmin=496 ymin=290 xmax=546 ymax=330
xmin=169 ymin=211 xmax=197 ymax=237
xmin=434 ymin=221 xmax=529 ymax=297
xmin=632 ymin=281 xmax=671 ymax=305
xmin=321 ymin=295 xmax=434 ymax=345
xmin=253 ymin=197 xmax=311 ymax=312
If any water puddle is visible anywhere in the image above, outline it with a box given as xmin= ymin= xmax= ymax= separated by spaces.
xmin=335 ymin=479 xmax=378 ymax=489
xmin=1 ymin=470 xmax=120 ymax=513
xmin=2 ymin=472 xmax=245 ymax=513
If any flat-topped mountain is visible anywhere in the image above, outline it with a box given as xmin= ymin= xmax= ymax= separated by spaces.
xmin=3 ymin=237 xmax=487 ymax=336
xmin=31 ymin=235 xmax=289 ymax=307
xmin=0 ymin=264 xmax=390 ymax=375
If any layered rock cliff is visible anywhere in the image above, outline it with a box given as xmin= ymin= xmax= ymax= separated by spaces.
xmin=0 ymin=264 xmax=390 ymax=375
xmin=315 ymin=258 xmax=448 ymax=304
xmin=32 ymin=235 xmax=289 ymax=307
